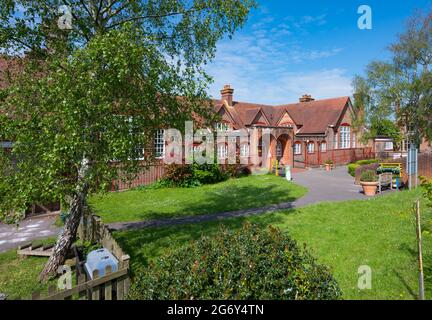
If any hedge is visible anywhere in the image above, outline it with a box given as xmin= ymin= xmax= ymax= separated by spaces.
xmin=128 ymin=224 xmax=342 ymax=300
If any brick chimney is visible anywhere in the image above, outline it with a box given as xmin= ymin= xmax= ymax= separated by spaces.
xmin=221 ymin=85 xmax=234 ymax=106
xmin=299 ymin=94 xmax=315 ymax=103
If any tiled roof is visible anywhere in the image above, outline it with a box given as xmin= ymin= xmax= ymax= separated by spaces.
xmin=279 ymin=97 xmax=351 ymax=134
xmin=212 ymin=96 xmax=351 ymax=134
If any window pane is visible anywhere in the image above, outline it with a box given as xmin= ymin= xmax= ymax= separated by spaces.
xmin=154 ymin=129 xmax=165 ymax=158
xmin=294 ymin=143 xmax=301 ymax=155
xmin=321 ymin=142 xmax=327 ymax=152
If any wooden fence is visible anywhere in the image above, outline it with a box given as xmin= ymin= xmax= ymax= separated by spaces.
xmin=111 ymin=165 xmax=166 ymax=191
xmin=31 ymin=208 xmax=131 ymax=300
xmin=295 ymin=147 xmax=374 ymax=168
xmin=31 ymin=259 xmax=130 ymax=300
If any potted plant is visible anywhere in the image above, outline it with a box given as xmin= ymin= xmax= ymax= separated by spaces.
xmin=323 ymin=159 xmax=334 ymax=172
xmin=360 ymin=170 xmax=378 ymax=196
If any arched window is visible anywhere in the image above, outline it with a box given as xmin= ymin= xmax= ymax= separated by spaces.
xmin=276 ymin=140 xmax=283 ymax=158
xmin=294 ymin=142 xmax=302 ymax=155
xmin=307 ymin=141 xmax=315 ymax=154
xmin=339 ymin=124 xmax=351 ymax=149
xmin=320 ymin=141 xmax=327 ymax=153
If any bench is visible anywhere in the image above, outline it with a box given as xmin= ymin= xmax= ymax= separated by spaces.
xmin=378 ymin=173 xmax=395 ymax=193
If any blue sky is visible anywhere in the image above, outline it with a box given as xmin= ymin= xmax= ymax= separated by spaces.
xmin=206 ymin=0 xmax=432 ymax=105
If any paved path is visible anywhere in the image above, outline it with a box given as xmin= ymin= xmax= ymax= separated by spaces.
xmin=108 ymin=166 xmax=368 ymax=232
xmin=0 ymin=216 xmax=61 ymax=253
xmin=0 ymin=166 xmax=368 ymax=251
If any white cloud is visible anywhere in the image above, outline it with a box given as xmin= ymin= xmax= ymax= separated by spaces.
xmin=208 ymin=67 xmax=352 ymax=105
xmin=206 ymin=14 xmax=350 ymax=105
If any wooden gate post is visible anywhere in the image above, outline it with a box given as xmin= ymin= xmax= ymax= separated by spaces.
xmin=415 ymin=200 xmax=425 ymax=300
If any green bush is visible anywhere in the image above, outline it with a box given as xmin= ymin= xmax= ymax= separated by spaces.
xmin=360 ymin=170 xmax=377 ymax=182
xmin=348 ymin=159 xmax=380 ymax=177
xmin=356 ymin=159 xmax=380 ymax=166
xmin=128 ymin=224 xmax=342 ymax=300
xmin=348 ymin=163 xmax=360 ymax=177
xmin=421 ymin=177 xmax=432 ymax=209
xmin=156 ymin=163 xmax=250 ymax=188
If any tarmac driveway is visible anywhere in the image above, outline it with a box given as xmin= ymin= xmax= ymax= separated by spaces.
xmin=0 ymin=216 xmax=61 ymax=253
xmin=290 ymin=165 xmax=366 ymax=208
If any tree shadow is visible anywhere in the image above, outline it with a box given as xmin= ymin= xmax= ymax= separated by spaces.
xmin=397 ymin=241 xmax=432 ymax=300
xmin=134 ymin=181 xmax=302 ymax=221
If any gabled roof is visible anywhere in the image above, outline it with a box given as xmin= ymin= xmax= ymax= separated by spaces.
xmin=212 ymin=96 xmax=351 ymax=135
xmin=277 ymin=97 xmax=351 ymax=135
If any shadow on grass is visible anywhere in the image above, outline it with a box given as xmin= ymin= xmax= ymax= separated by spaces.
xmin=398 ymin=240 xmax=432 ymax=300
xmin=149 ymin=183 xmax=299 ymax=220
xmin=102 ymin=179 xmax=304 ymax=224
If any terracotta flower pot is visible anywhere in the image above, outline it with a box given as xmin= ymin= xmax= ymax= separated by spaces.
xmin=325 ymin=164 xmax=331 ymax=172
xmin=361 ymin=181 xmax=378 ymax=196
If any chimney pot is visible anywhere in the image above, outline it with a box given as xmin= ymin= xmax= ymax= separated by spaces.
xmin=299 ymin=94 xmax=315 ymax=103
xmin=221 ymin=85 xmax=234 ymax=106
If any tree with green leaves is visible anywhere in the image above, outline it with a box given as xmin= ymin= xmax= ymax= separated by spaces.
xmin=353 ymin=10 xmax=432 ymax=147
xmin=0 ymin=0 xmax=256 ymax=281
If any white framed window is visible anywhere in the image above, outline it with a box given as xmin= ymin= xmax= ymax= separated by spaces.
xmin=307 ymin=142 xmax=315 ymax=154
xmin=240 ymin=144 xmax=250 ymax=157
xmin=276 ymin=140 xmax=283 ymax=158
xmin=216 ymin=122 xmax=230 ymax=132
xmin=339 ymin=125 xmax=351 ymax=149
xmin=217 ymin=144 xmax=228 ymax=159
xmin=154 ymin=129 xmax=165 ymax=158
xmin=352 ymin=133 xmax=356 ymax=149
xmin=385 ymin=141 xmax=394 ymax=151
xmin=294 ymin=142 xmax=302 ymax=155
xmin=320 ymin=142 xmax=327 ymax=153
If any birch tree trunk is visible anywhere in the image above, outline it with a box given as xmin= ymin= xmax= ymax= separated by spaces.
xmin=39 ymin=158 xmax=90 ymax=282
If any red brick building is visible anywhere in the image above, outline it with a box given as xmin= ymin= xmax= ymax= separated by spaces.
xmin=211 ymin=85 xmax=369 ymax=169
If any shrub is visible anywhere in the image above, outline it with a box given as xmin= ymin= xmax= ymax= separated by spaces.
xmin=222 ymin=164 xmax=251 ymax=178
xmin=323 ymin=159 xmax=334 ymax=165
xmin=356 ymin=159 xmax=380 ymax=166
xmin=128 ymin=224 xmax=342 ymax=300
xmin=421 ymin=177 xmax=432 ymax=209
xmin=348 ymin=159 xmax=379 ymax=177
xmin=157 ymin=163 xmax=250 ymax=188
xmin=360 ymin=170 xmax=377 ymax=182
xmin=348 ymin=163 xmax=360 ymax=177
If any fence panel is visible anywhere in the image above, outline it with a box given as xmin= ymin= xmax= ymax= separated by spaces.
xmin=299 ymin=147 xmax=374 ymax=168
xmin=111 ymin=165 xmax=166 ymax=191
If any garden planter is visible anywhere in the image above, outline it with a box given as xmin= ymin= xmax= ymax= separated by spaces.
xmin=325 ymin=164 xmax=331 ymax=172
xmin=361 ymin=181 xmax=378 ymax=196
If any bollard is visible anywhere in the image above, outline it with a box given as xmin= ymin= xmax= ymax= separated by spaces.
xmin=285 ymin=165 xmax=292 ymax=181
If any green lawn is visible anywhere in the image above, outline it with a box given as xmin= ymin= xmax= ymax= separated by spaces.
xmin=89 ymin=175 xmax=307 ymax=223
xmin=114 ymin=189 xmax=432 ymax=300
xmin=0 ymin=238 xmax=57 ymax=299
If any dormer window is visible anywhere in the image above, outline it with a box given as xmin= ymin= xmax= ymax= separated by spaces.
xmin=216 ymin=122 xmax=230 ymax=132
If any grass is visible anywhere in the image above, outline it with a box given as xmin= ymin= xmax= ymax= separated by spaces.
xmin=114 ymin=189 xmax=432 ymax=300
xmin=0 ymin=238 xmax=57 ymax=299
xmin=89 ymin=175 xmax=307 ymax=224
